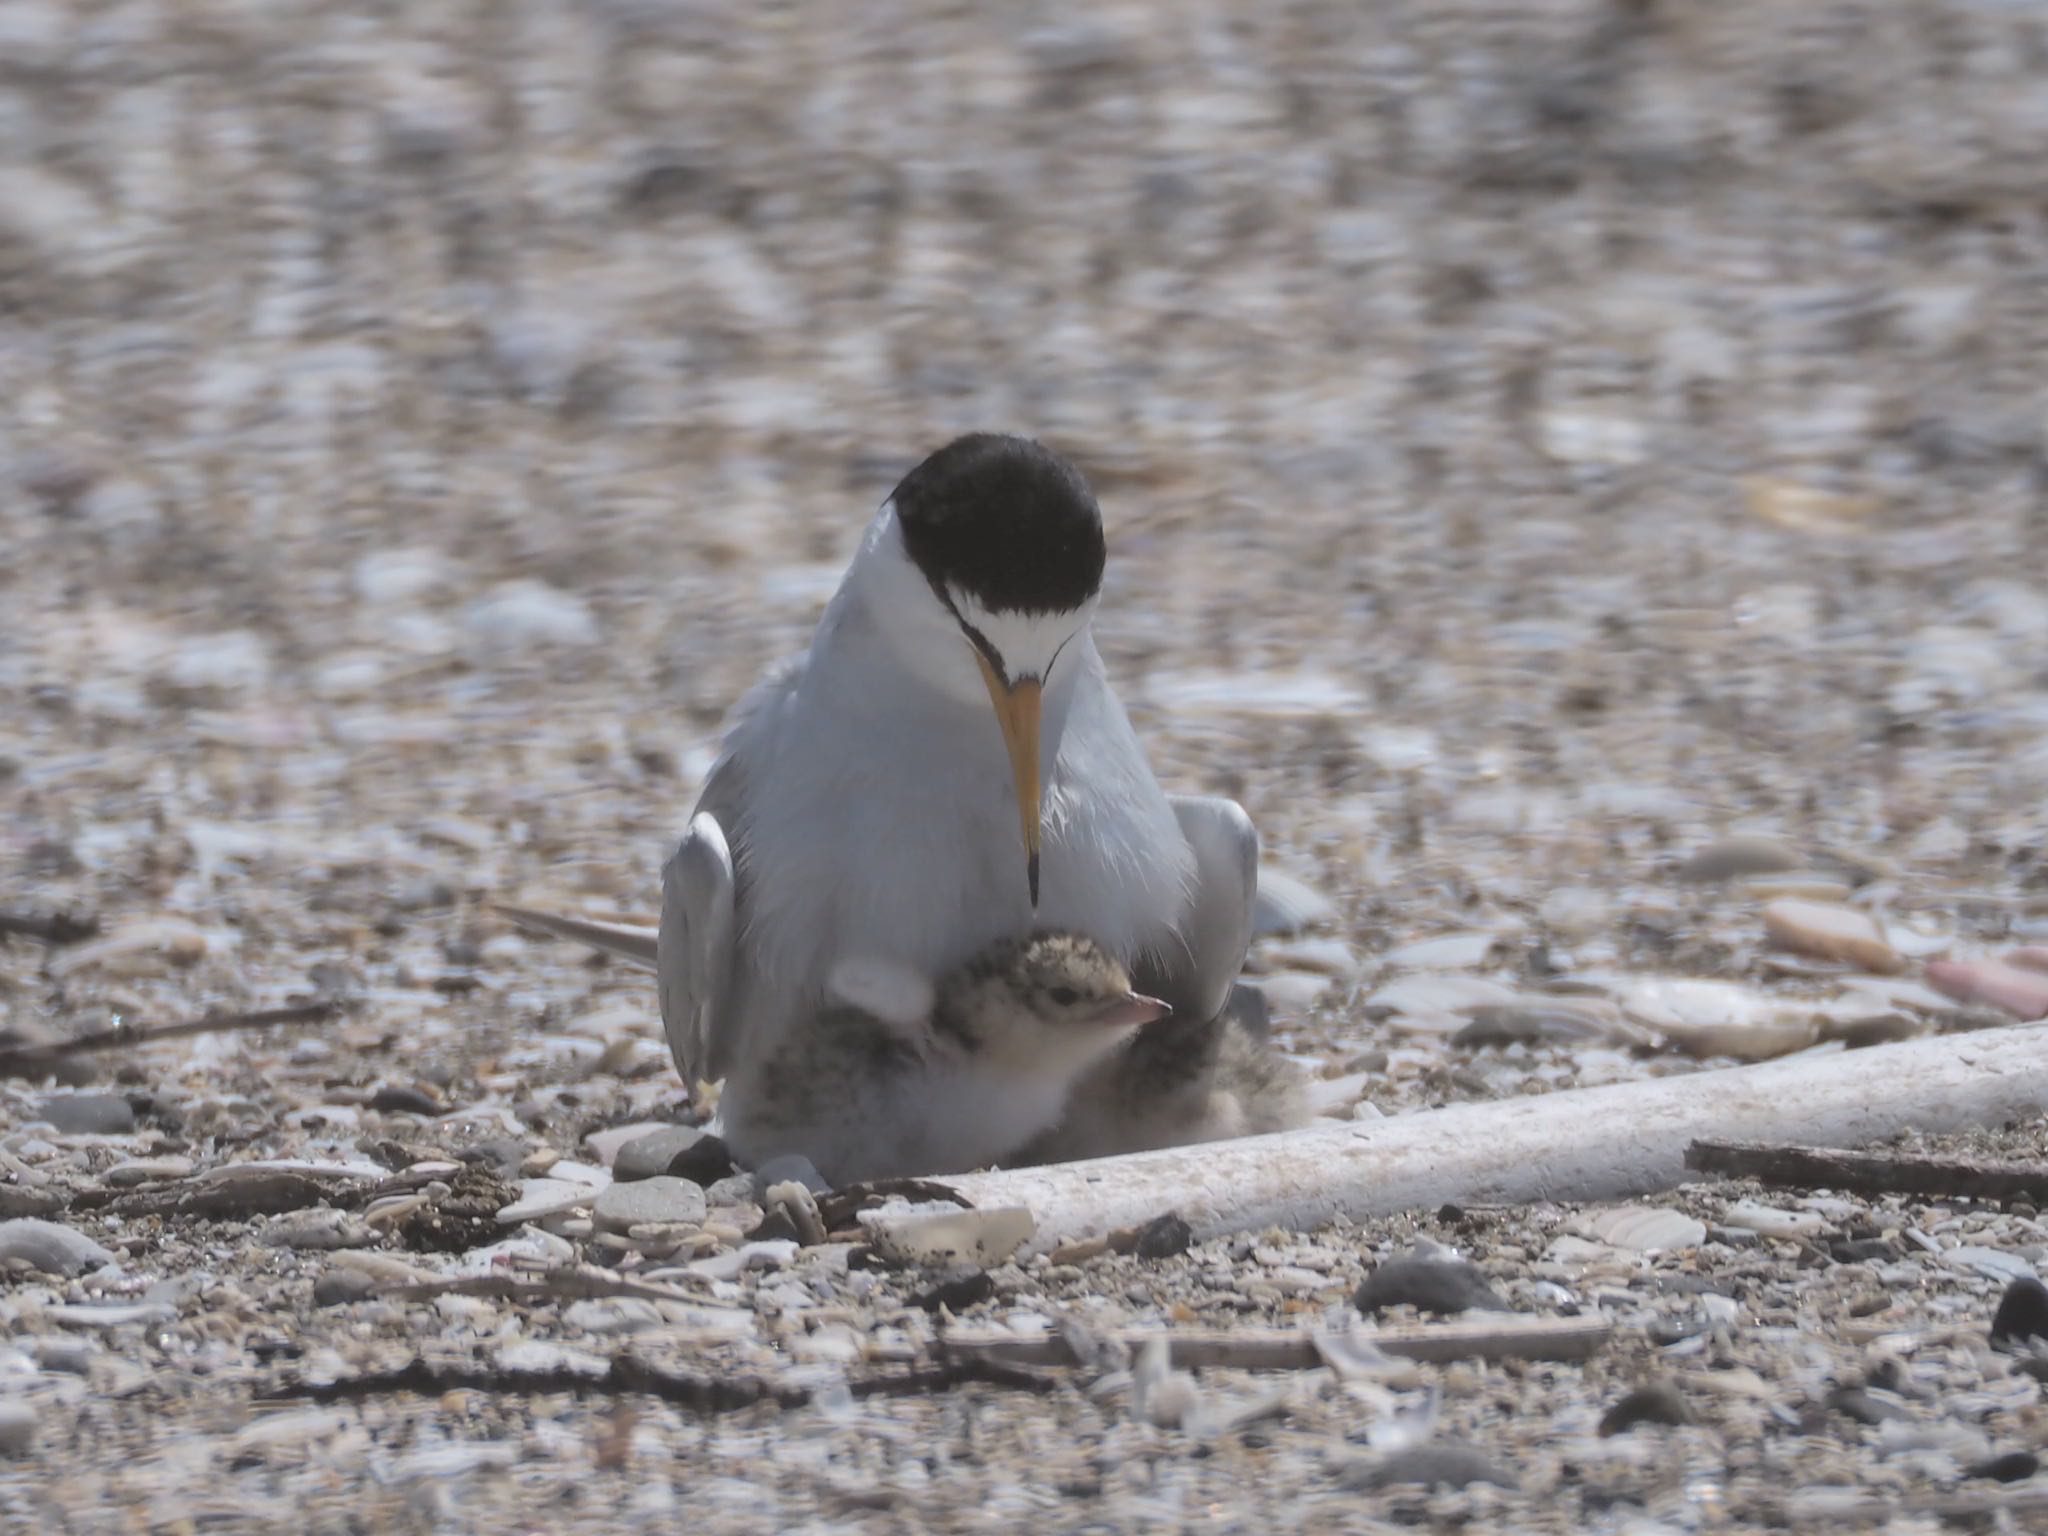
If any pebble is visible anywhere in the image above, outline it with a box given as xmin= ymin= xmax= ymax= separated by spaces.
xmin=47 ymin=918 xmax=208 ymax=979
xmin=685 ymin=1240 xmax=798 ymax=1282
xmin=583 ymin=1122 xmax=672 ymax=1167
xmin=1618 ymin=978 xmax=1818 ymax=1061
xmin=1964 ymin=1451 xmax=2040 ymax=1483
xmin=1132 ymin=1213 xmax=1194 ymax=1260
xmin=860 ymin=1205 xmax=1035 ymax=1267
xmin=1379 ymin=931 xmax=1499 ymax=970
xmin=262 ymin=1209 xmax=377 ymax=1250
xmin=1599 ymin=1381 xmax=1694 ymax=1435
xmin=102 ymin=1156 xmax=195 ymax=1187
xmin=311 ymin=1270 xmax=380 ymax=1307
xmin=562 ymin=1297 xmax=663 ymax=1335
xmin=1336 ymin=1443 xmax=1520 ymax=1492
xmin=1454 ymin=997 xmax=1623 ymax=1048
xmin=751 ymin=1154 xmax=829 ymax=1198
xmin=1762 ymin=899 xmax=1902 ymax=974
xmin=1537 ymin=887 xmax=1609 ymax=941
xmin=1251 ymin=868 xmax=1337 ymax=936
xmin=1923 ymin=958 xmax=2048 ymax=1022
xmin=1945 ymin=1246 xmax=2035 ymax=1284
xmin=0 ymin=1219 xmax=114 ymax=1277
xmin=1676 ymin=836 xmax=1803 ymax=883
xmin=592 ymin=1177 xmax=707 ymax=1234
xmin=909 ymin=1268 xmax=995 ymax=1314
xmin=1354 ymin=1256 xmax=1509 ymax=1316
xmin=614 ymin=1126 xmax=734 ymax=1185
xmin=352 ymin=547 xmax=452 ymax=606
xmin=1261 ymin=937 xmax=1360 ymax=977
xmin=1584 ymin=1207 xmax=1707 ymax=1254
xmin=462 ymin=580 xmax=599 ymax=652
xmin=1991 ymin=1276 xmax=2048 ymax=1348
xmin=1718 ymin=1202 xmax=1828 ymax=1241
xmin=163 ymin=629 xmax=272 ymax=695
xmin=34 ymin=1093 xmax=135 ymax=1135
xmin=0 ymin=1400 xmax=36 ymax=1458
xmin=496 ymin=1178 xmax=598 ymax=1224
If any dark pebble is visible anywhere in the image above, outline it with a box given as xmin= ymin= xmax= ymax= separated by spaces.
xmin=1825 ymin=1385 xmax=1902 ymax=1426
xmin=1830 ymin=1237 xmax=1899 ymax=1264
xmin=312 ymin=1270 xmax=379 ymax=1307
xmin=1133 ymin=1212 xmax=1193 ymax=1260
xmin=747 ymin=1208 xmax=803 ymax=1244
xmin=455 ymin=1137 xmax=530 ymax=1179
xmin=1599 ymin=1381 xmax=1694 ymax=1436
xmin=1337 ymin=1443 xmax=1519 ymax=1492
xmin=35 ymin=1093 xmax=135 ymax=1136
xmin=616 ymin=1126 xmax=734 ymax=1185
xmin=368 ymin=1084 xmax=443 ymax=1116
xmin=910 ymin=1267 xmax=995 ymax=1314
xmin=1991 ymin=1276 xmax=2048 ymax=1349
xmin=1354 ymin=1256 xmax=1509 ymax=1316
xmin=1965 ymin=1451 xmax=2039 ymax=1483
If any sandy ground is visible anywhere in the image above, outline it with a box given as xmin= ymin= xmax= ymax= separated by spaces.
xmin=5 ymin=0 xmax=2048 ymax=1530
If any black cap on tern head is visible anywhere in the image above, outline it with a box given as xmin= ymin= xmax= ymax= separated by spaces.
xmin=892 ymin=434 xmax=1106 ymax=616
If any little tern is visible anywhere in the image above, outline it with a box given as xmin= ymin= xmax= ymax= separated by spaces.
xmin=510 ymin=433 xmax=1259 ymax=1171
xmin=752 ymin=931 xmax=1169 ymax=1185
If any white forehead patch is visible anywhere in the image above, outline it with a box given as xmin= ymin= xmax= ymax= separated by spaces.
xmin=826 ymin=955 xmax=937 ymax=1036
xmin=948 ymin=588 xmax=1095 ymax=683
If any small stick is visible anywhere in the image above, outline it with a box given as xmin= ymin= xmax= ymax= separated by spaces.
xmin=262 ymin=1354 xmax=809 ymax=1413
xmin=941 ymin=1315 xmax=1613 ymax=1372
xmin=1685 ymin=1138 xmax=2048 ymax=1204
xmin=0 ymin=999 xmax=340 ymax=1075
xmin=260 ymin=1351 xmax=1057 ymax=1413
xmin=0 ymin=910 xmax=100 ymax=945
xmin=390 ymin=1266 xmax=732 ymax=1310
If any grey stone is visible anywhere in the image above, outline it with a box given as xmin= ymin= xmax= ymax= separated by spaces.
xmin=751 ymin=1153 xmax=829 ymax=1198
xmin=592 ymin=1176 xmax=706 ymax=1234
xmin=0 ymin=1400 xmax=35 ymax=1457
xmin=0 ymin=1219 xmax=115 ymax=1277
xmin=1355 ymin=1256 xmax=1510 ymax=1316
xmin=35 ymin=1093 xmax=135 ymax=1136
xmin=312 ymin=1270 xmax=380 ymax=1307
xmin=614 ymin=1125 xmax=734 ymax=1184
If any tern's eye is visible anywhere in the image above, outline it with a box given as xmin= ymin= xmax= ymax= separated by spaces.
xmin=1048 ymin=985 xmax=1080 ymax=1008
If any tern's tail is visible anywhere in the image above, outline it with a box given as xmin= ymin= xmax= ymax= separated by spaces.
xmin=492 ymin=903 xmax=660 ymax=970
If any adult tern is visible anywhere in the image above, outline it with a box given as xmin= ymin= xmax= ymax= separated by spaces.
xmin=511 ymin=433 xmax=1259 ymax=1171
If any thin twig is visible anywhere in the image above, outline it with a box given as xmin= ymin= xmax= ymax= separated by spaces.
xmin=0 ymin=909 xmax=100 ymax=946
xmin=259 ymin=1350 xmax=1060 ymax=1414
xmin=1685 ymin=1138 xmax=2048 ymax=1204
xmin=261 ymin=1355 xmax=810 ymax=1413
xmin=390 ymin=1265 xmax=733 ymax=1309
xmin=0 ymin=999 xmax=340 ymax=1076
xmin=940 ymin=1316 xmax=1613 ymax=1372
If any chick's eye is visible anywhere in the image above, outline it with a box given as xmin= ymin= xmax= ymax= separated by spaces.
xmin=1048 ymin=986 xmax=1080 ymax=1008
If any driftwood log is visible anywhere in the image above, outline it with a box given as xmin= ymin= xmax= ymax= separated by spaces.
xmin=946 ymin=1026 xmax=2048 ymax=1249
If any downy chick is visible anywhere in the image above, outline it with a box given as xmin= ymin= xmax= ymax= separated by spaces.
xmin=741 ymin=931 xmax=1169 ymax=1186
xmin=1019 ymin=987 xmax=1312 ymax=1164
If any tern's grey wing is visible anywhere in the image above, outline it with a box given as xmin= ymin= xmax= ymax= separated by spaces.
xmin=658 ymin=810 xmax=737 ymax=1088
xmin=1134 ymin=794 xmax=1259 ymax=1024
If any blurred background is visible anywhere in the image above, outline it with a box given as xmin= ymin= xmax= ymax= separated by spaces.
xmin=4 ymin=0 xmax=2047 ymax=1035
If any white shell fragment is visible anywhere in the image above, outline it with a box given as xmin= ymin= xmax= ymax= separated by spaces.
xmin=1761 ymin=899 xmax=1902 ymax=974
xmin=858 ymin=1203 xmax=1035 ymax=1267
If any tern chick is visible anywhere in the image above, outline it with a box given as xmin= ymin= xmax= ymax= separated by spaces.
xmin=1019 ymin=992 xmax=1312 ymax=1164
xmin=744 ymin=931 xmax=1170 ymax=1186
